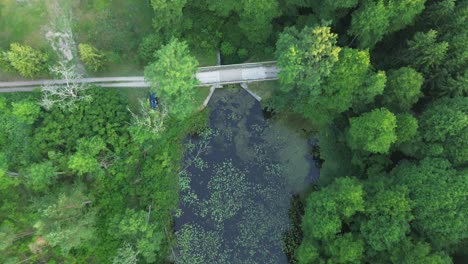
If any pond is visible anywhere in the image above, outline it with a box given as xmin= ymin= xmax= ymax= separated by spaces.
xmin=175 ymin=87 xmax=319 ymax=263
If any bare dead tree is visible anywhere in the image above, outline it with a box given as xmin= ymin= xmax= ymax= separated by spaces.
xmin=128 ymin=100 xmax=169 ymax=134
xmin=40 ymin=62 xmax=91 ymax=111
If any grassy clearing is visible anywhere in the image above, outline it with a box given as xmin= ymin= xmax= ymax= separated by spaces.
xmin=71 ymin=0 xmax=154 ymax=72
xmin=114 ymin=87 xmax=149 ymax=113
xmin=114 ymin=86 xmax=211 ymax=114
xmin=195 ymin=49 xmax=218 ymax=67
xmin=248 ymin=80 xmax=279 ymax=101
xmin=0 ymin=0 xmax=49 ymax=49
xmin=194 ymin=86 xmax=212 ymax=106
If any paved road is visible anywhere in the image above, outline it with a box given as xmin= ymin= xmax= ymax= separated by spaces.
xmin=0 ymin=62 xmax=279 ymax=93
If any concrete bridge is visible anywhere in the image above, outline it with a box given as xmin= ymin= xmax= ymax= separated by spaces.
xmin=0 ymin=61 xmax=279 ymax=93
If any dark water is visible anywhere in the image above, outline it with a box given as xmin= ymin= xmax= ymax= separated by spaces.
xmin=175 ymin=88 xmax=319 ymax=264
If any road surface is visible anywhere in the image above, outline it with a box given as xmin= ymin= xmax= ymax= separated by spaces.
xmin=0 ymin=61 xmax=279 ymax=93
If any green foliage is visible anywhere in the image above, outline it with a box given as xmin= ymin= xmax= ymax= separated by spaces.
xmin=68 ymin=137 xmax=106 ymax=177
xmin=360 ymin=187 xmax=413 ymax=251
xmin=406 ymin=30 xmax=449 ymax=74
xmin=137 ymin=33 xmax=165 ymax=64
xmin=0 ymin=152 xmax=18 ymax=191
xmin=311 ymin=0 xmax=359 ymax=21
xmin=26 ymin=161 xmax=58 ymax=192
xmin=0 ymin=50 xmax=15 ymax=73
xmin=205 ymin=161 xmax=250 ymax=224
xmin=6 ymin=43 xmax=48 ymax=77
xmin=307 ymin=47 xmax=367 ymax=124
xmin=388 ymin=0 xmax=426 ymax=32
xmin=238 ymin=0 xmax=281 ymax=43
xmin=390 ymin=239 xmax=453 ymax=264
xmin=325 ymin=233 xmax=364 ymax=264
xmin=353 ymin=70 xmax=387 ymax=112
xmin=144 ymin=39 xmax=199 ymax=119
xmin=11 ymin=100 xmax=40 ymax=125
xmin=395 ymin=113 xmax=418 ymax=144
xmin=112 ymin=243 xmax=139 ymax=264
xmin=34 ymin=87 xmax=130 ymax=156
xmin=419 ymin=97 xmax=467 ymax=142
xmin=110 ymin=209 xmax=166 ymax=263
xmin=34 ymin=186 xmax=96 ymax=254
xmin=176 ymin=224 xmax=227 ymax=264
xmin=349 ymin=0 xmax=390 ymax=49
xmin=393 ymin=159 xmax=468 ymax=249
xmin=0 ymin=96 xmax=37 ymax=170
xmin=350 ymin=0 xmax=426 ymax=48
xmin=417 ymin=97 xmax=468 ymax=166
xmin=318 ymin=48 xmax=385 ymax=124
xmin=78 ymin=43 xmax=106 ymax=72
xmin=348 ymin=108 xmax=397 ymax=154
xmin=383 ymin=67 xmax=424 ymax=111
xmin=275 ymin=26 xmax=341 ymax=124
xmin=220 ymin=41 xmax=235 ymax=56
xmin=277 ymin=26 xmax=341 ymax=93
xmin=302 ymin=177 xmax=364 ymax=240
xmin=151 ymin=0 xmax=187 ymax=35
xmin=296 ymin=239 xmax=319 ymax=264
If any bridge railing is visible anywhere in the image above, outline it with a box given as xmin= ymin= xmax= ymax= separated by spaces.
xmin=197 ymin=61 xmax=277 ymax=72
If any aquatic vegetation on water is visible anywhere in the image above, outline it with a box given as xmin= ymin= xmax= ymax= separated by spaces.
xmin=176 ymin=88 xmax=318 ymax=263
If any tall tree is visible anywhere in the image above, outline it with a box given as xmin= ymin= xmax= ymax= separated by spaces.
xmin=382 ymin=67 xmax=424 ymax=112
xmin=390 ymin=239 xmax=452 ymax=264
xmin=350 ymin=0 xmax=426 ymax=49
xmin=78 ymin=43 xmax=106 ymax=72
xmin=392 ymin=159 xmax=468 ymax=249
xmin=40 ymin=63 xmax=91 ymax=111
xmin=325 ymin=233 xmax=365 ymax=264
xmin=34 ymin=186 xmax=96 ymax=254
xmin=395 ymin=113 xmax=419 ymax=145
xmin=360 ymin=187 xmax=413 ymax=252
xmin=418 ymin=97 xmax=468 ymax=166
xmin=275 ymin=26 xmax=341 ymax=123
xmin=238 ymin=0 xmax=281 ymax=43
xmin=26 ymin=161 xmax=58 ymax=192
xmin=277 ymin=26 xmax=341 ymax=93
xmin=109 ymin=209 xmax=166 ymax=263
xmin=302 ymin=177 xmax=364 ymax=240
xmin=151 ymin=0 xmax=187 ymax=36
xmin=347 ymin=108 xmax=397 ymax=154
xmin=6 ymin=43 xmax=48 ymax=77
xmin=315 ymin=48 xmax=386 ymax=124
xmin=349 ymin=0 xmax=390 ymax=48
xmin=406 ymin=30 xmax=449 ymax=75
xmin=68 ymin=136 xmax=106 ymax=177
xmin=144 ymin=39 xmax=199 ymax=119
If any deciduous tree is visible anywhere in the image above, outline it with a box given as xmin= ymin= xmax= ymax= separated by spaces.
xmin=360 ymin=188 xmax=413 ymax=251
xmin=151 ymin=0 xmax=187 ymax=35
xmin=34 ymin=186 xmax=96 ymax=254
xmin=144 ymin=39 xmax=199 ymax=119
xmin=392 ymin=159 xmax=468 ymax=249
xmin=78 ymin=43 xmax=106 ymax=72
xmin=348 ymin=108 xmax=397 ymax=154
xmin=383 ymin=67 xmax=424 ymax=112
xmin=238 ymin=0 xmax=281 ymax=43
xmin=26 ymin=161 xmax=58 ymax=192
xmin=6 ymin=43 xmax=48 ymax=77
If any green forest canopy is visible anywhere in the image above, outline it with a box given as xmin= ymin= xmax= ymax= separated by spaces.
xmin=0 ymin=0 xmax=467 ymax=263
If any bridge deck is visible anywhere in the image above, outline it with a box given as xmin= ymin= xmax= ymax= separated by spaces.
xmin=0 ymin=62 xmax=279 ymax=92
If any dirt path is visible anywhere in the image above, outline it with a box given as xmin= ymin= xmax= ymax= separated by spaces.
xmin=44 ymin=0 xmax=86 ymax=74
